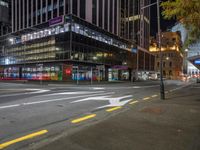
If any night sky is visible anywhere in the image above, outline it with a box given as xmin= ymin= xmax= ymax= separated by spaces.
xmin=150 ymin=0 xmax=176 ymax=36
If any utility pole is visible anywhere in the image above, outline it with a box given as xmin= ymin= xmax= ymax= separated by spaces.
xmin=141 ymin=0 xmax=165 ymax=100
xmin=157 ymin=0 xmax=165 ymax=99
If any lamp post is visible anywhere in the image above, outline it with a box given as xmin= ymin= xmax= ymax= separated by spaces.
xmin=157 ymin=0 xmax=165 ymax=100
xmin=141 ymin=0 xmax=165 ymax=99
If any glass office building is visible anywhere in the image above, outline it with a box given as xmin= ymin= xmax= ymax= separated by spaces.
xmin=0 ymin=0 xmax=154 ymax=81
xmin=0 ymin=15 xmax=136 ymax=81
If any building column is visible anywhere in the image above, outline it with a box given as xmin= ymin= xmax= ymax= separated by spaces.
xmin=85 ymin=0 xmax=92 ymax=23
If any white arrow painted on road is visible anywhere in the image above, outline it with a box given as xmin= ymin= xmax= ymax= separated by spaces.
xmin=71 ymin=95 xmax=133 ymax=108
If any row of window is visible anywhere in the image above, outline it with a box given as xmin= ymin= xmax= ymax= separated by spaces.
xmin=10 ymin=22 xmax=129 ymax=50
xmin=157 ymin=62 xmax=173 ymax=68
xmin=156 ymin=52 xmax=181 ymax=58
xmin=7 ymin=39 xmax=55 ymax=53
xmin=34 ymin=1 xmax=64 ymax=17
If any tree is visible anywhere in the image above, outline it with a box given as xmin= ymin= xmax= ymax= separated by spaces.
xmin=161 ymin=0 xmax=200 ymax=46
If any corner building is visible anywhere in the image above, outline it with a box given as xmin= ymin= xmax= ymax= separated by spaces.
xmin=0 ymin=0 xmax=154 ymax=81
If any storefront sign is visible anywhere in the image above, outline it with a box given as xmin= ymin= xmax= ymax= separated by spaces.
xmin=65 ymin=68 xmax=72 ymax=75
xmin=49 ymin=16 xmax=63 ymax=26
xmin=194 ymin=59 xmax=200 ymax=65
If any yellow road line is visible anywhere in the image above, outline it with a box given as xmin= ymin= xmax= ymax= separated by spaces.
xmin=106 ymin=106 xmax=121 ymax=112
xmin=129 ymin=100 xmax=139 ymax=105
xmin=143 ymin=97 xmax=151 ymax=101
xmin=0 ymin=130 xmax=48 ymax=149
xmin=71 ymin=114 xmax=96 ymax=124
xmin=151 ymin=94 xmax=158 ymax=98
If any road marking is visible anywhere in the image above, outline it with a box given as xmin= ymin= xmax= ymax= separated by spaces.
xmin=129 ymin=100 xmax=139 ymax=105
xmin=106 ymin=106 xmax=122 ymax=112
xmin=92 ymin=87 xmax=105 ymax=90
xmin=0 ymin=89 xmax=49 ymax=98
xmin=23 ymin=92 xmax=114 ymax=105
xmin=0 ymin=104 xmax=20 ymax=110
xmin=29 ymin=89 xmax=50 ymax=94
xmin=42 ymin=91 xmax=105 ymax=96
xmin=71 ymin=114 xmax=96 ymax=124
xmin=143 ymin=97 xmax=151 ymax=101
xmin=151 ymin=94 xmax=158 ymax=98
xmin=72 ymin=95 xmax=132 ymax=109
xmin=0 ymin=130 xmax=48 ymax=149
xmin=0 ymin=92 xmax=114 ymax=110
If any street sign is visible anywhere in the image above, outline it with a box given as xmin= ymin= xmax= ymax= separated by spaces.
xmin=49 ymin=16 xmax=64 ymax=27
xmin=194 ymin=59 xmax=200 ymax=65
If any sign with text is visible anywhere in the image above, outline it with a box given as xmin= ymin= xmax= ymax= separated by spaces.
xmin=49 ymin=16 xmax=64 ymax=27
xmin=194 ymin=59 xmax=200 ymax=65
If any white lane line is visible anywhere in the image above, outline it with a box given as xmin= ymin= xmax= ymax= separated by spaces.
xmin=0 ymin=92 xmax=115 ymax=110
xmin=29 ymin=89 xmax=50 ymax=94
xmin=0 ymin=93 xmax=29 ymax=98
xmin=41 ymin=91 xmax=105 ymax=96
xmin=0 ymin=89 xmax=50 ymax=98
xmin=0 ymin=104 xmax=20 ymax=109
xmin=92 ymin=87 xmax=105 ymax=90
xmin=117 ymin=85 xmax=160 ymax=89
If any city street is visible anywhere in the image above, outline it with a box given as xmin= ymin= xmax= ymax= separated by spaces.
xmin=0 ymin=0 xmax=200 ymax=149
xmin=0 ymin=80 xmax=193 ymax=150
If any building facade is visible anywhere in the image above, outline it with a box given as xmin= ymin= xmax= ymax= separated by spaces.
xmin=0 ymin=0 xmax=11 ymax=36
xmin=0 ymin=0 xmax=154 ymax=81
xmin=150 ymin=32 xmax=183 ymax=79
xmin=120 ymin=0 xmax=153 ymax=80
xmin=171 ymin=23 xmax=200 ymax=76
xmin=12 ymin=0 xmax=121 ymax=35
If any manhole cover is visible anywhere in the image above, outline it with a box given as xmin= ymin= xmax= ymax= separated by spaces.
xmin=140 ymin=107 xmax=164 ymax=115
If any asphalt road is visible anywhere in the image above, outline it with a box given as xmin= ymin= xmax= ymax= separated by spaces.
xmin=0 ymin=80 xmax=190 ymax=150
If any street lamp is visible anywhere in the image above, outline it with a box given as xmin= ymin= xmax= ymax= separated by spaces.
xmin=157 ymin=0 xmax=165 ymax=100
xmin=141 ymin=0 xmax=165 ymax=99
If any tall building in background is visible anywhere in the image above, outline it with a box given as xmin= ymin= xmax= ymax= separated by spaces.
xmin=120 ymin=0 xmax=150 ymax=48
xmin=120 ymin=0 xmax=153 ymax=80
xmin=171 ymin=23 xmax=200 ymax=77
xmin=11 ymin=0 xmax=120 ymax=35
xmin=11 ymin=0 xmax=150 ymax=44
xmin=0 ymin=0 xmax=11 ymax=36
xmin=0 ymin=0 xmax=154 ymax=81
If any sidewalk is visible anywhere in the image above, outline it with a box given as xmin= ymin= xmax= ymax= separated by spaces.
xmin=36 ymin=83 xmax=200 ymax=150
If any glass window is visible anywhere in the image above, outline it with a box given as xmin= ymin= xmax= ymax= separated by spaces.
xmin=72 ymin=0 xmax=78 ymax=16
xmin=99 ymin=0 xmax=102 ymax=27
xmin=80 ymin=0 xmax=86 ymax=19
xmin=92 ymin=0 xmax=97 ymax=24
xmin=104 ymin=0 xmax=108 ymax=30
